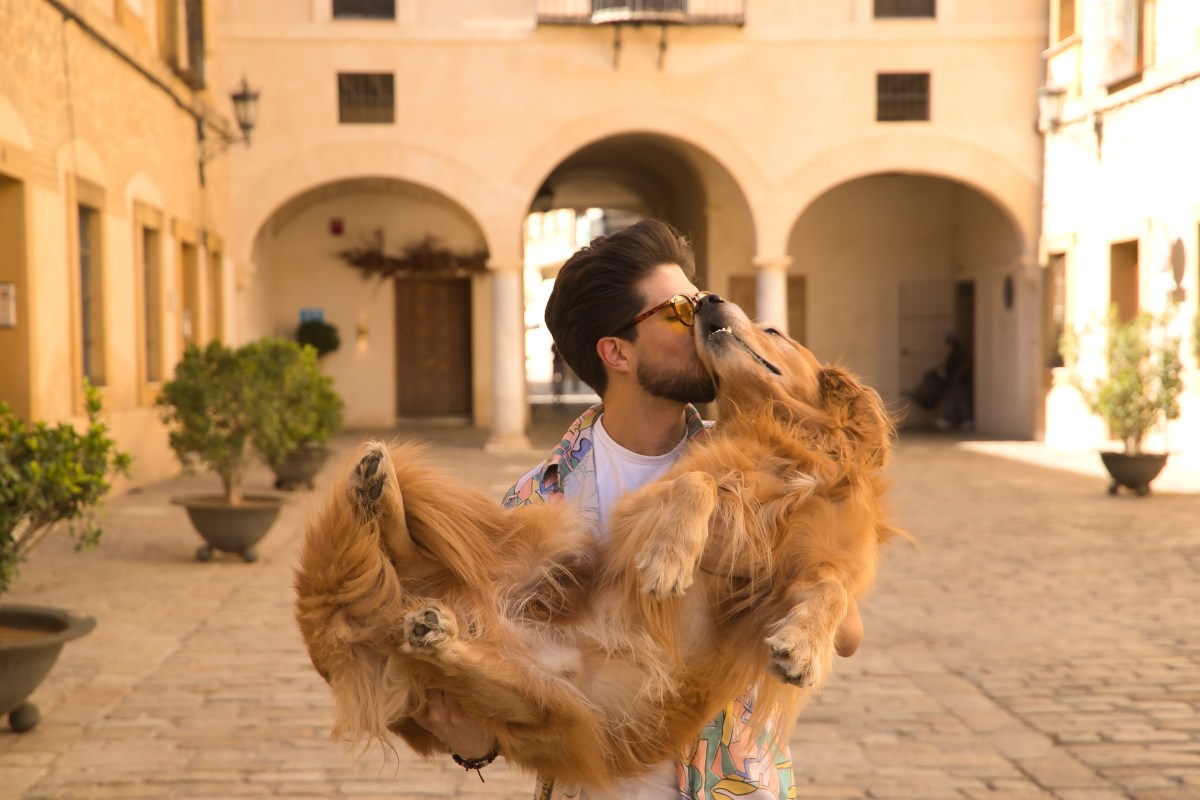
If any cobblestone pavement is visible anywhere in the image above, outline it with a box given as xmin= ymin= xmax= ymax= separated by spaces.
xmin=2 ymin=414 xmax=1198 ymax=800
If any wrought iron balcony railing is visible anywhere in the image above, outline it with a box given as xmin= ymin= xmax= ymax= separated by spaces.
xmin=537 ymin=0 xmax=745 ymax=26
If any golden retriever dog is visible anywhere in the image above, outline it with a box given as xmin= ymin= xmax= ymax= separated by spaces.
xmin=294 ymin=296 xmax=903 ymax=787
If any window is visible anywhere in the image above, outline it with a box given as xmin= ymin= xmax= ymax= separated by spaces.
xmin=1103 ymin=0 xmax=1154 ymax=89
xmin=141 ymin=225 xmax=164 ymax=383
xmin=1043 ymin=253 xmax=1067 ymax=368
xmin=1110 ymin=240 xmax=1139 ymax=322
xmin=333 ymin=0 xmax=395 ymax=19
xmin=874 ymin=0 xmax=935 ymax=18
xmin=208 ymin=246 xmax=225 ymax=343
xmin=1053 ymin=0 xmax=1076 ymax=42
xmin=338 ymin=72 xmax=395 ymax=123
xmin=78 ymin=204 xmax=105 ymax=385
xmin=179 ymin=241 xmax=201 ymax=347
xmin=876 ymin=73 xmax=930 ymax=122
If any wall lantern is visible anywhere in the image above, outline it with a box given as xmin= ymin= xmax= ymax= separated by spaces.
xmin=1037 ymin=84 xmax=1067 ymax=133
xmin=199 ymin=77 xmax=261 ymax=185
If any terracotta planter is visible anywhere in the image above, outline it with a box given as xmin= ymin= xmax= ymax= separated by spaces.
xmin=0 ymin=604 xmax=96 ymax=733
xmin=270 ymin=445 xmax=331 ymax=491
xmin=1099 ymin=451 xmax=1169 ymax=496
xmin=171 ymin=494 xmax=285 ymax=562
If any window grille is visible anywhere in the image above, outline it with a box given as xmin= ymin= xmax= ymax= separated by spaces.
xmin=874 ymin=0 xmax=935 ymax=18
xmin=333 ymin=0 xmax=396 ymax=19
xmin=338 ymin=73 xmax=395 ymax=124
xmin=876 ymin=73 xmax=930 ymax=122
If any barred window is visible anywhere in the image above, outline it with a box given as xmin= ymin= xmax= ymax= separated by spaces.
xmin=876 ymin=73 xmax=930 ymax=122
xmin=333 ymin=0 xmax=396 ymax=19
xmin=338 ymin=73 xmax=394 ymax=124
xmin=874 ymin=0 xmax=935 ymax=18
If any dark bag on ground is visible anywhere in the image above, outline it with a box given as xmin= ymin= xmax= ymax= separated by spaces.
xmin=906 ymin=369 xmax=947 ymax=410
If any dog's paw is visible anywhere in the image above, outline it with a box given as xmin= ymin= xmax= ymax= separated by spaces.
xmin=350 ymin=442 xmax=391 ymax=513
xmin=765 ymin=615 xmax=834 ymax=688
xmin=635 ymin=545 xmax=697 ymax=599
xmin=401 ymin=603 xmax=458 ymax=654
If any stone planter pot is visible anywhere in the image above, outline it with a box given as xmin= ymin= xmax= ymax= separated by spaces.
xmin=270 ymin=444 xmax=331 ymax=491
xmin=171 ymin=494 xmax=285 ymax=562
xmin=0 ymin=604 xmax=96 ymax=733
xmin=1099 ymin=451 xmax=1169 ymax=496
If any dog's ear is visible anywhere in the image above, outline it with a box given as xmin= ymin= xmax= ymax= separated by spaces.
xmin=819 ymin=366 xmax=893 ymax=468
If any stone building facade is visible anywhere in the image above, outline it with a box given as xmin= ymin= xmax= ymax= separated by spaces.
xmin=1040 ymin=0 xmax=1200 ymax=469
xmin=1 ymin=0 xmax=236 ymax=486
xmin=17 ymin=0 xmax=1158 ymax=486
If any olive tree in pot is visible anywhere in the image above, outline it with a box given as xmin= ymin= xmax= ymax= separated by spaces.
xmin=252 ymin=339 xmax=344 ymax=491
xmin=0 ymin=384 xmax=130 ymax=732
xmin=157 ymin=339 xmax=303 ymax=562
xmin=1064 ymin=305 xmax=1184 ymax=495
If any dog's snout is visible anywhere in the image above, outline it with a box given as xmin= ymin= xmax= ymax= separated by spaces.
xmin=701 ymin=293 xmax=724 ymax=306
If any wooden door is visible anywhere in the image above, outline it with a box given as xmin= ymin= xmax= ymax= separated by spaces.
xmin=394 ymin=277 xmax=472 ymax=417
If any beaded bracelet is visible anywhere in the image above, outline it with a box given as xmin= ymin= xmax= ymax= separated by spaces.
xmin=451 ymin=744 xmax=501 ymax=782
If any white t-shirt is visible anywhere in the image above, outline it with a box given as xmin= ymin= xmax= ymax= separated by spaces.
xmin=591 ymin=413 xmax=689 ymax=534
xmin=584 ymin=413 xmax=689 ymax=800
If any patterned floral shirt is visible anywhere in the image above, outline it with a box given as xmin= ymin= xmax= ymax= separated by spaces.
xmin=502 ymin=404 xmax=797 ymax=800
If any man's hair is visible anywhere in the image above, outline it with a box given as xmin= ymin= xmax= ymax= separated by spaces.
xmin=545 ymin=218 xmax=697 ymax=396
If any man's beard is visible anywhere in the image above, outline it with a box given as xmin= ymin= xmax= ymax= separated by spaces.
xmin=636 ymin=357 xmax=716 ymax=404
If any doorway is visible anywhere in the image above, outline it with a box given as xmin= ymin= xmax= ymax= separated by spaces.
xmin=394 ymin=277 xmax=472 ymax=417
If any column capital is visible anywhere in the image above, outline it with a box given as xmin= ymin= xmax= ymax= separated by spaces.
xmin=486 ymin=260 xmax=523 ymax=274
xmin=751 ymin=255 xmax=792 ymax=272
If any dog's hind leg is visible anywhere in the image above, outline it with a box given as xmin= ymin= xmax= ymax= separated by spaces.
xmin=764 ymin=578 xmax=847 ymax=688
xmin=615 ymin=471 xmax=719 ymax=598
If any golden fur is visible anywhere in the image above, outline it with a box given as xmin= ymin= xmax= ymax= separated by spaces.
xmin=294 ymin=298 xmax=904 ymax=786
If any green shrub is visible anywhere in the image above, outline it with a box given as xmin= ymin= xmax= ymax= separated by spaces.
xmin=296 ymin=320 xmax=340 ymax=357
xmin=156 ymin=339 xmax=343 ymax=503
xmin=0 ymin=384 xmax=131 ymax=595
xmin=1064 ymin=305 xmax=1183 ymax=454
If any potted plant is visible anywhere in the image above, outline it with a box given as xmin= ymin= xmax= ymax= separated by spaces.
xmin=157 ymin=339 xmax=296 ymax=562
xmin=251 ymin=339 xmax=344 ymax=491
xmin=296 ymin=318 xmax=341 ymax=358
xmin=1064 ymin=305 xmax=1184 ymax=495
xmin=0 ymin=383 xmax=130 ymax=732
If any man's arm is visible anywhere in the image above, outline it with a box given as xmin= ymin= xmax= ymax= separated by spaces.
xmin=413 ymin=690 xmax=499 ymax=760
xmin=834 ymin=597 xmax=863 ymax=657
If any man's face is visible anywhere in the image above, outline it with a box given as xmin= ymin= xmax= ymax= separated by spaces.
xmin=628 ymin=264 xmax=716 ymax=404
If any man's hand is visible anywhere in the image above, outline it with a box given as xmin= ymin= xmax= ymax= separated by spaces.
xmin=835 ymin=598 xmax=863 ymax=657
xmin=414 ymin=689 xmax=498 ymax=760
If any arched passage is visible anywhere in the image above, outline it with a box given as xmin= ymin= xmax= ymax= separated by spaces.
xmin=247 ymin=177 xmax=489 ymax=428
xmin=787 ymin=173 xmax=1031 ymax=437
xmin=519 ymin=132 xmax=757 ymax=402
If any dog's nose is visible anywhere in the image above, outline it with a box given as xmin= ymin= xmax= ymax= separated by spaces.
xmin=701 ymin=293 xmax=724 ymax=305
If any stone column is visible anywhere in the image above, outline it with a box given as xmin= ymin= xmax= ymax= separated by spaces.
xmin=485 ymin=262 xmax=531 ymax=451
xmin=752 ymin=255 xmax=792 ymax=335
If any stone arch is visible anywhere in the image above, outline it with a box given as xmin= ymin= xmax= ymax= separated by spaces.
xmin=511 ymin=106 xmax=773 ymax=253
xmin=232 ymin=140 xmax=513 ymax=265
xmin=776 ymin=133 xmax=1038 ymax=260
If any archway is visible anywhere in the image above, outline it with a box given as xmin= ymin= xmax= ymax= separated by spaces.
xmin=521 ymin=132 xmax=756 ymax=405
xmin=788 ymin=173 xmax=1026 ymax=435
xmin=248 ymin=178 xmax=488 ymax=427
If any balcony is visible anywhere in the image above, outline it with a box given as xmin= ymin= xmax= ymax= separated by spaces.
xmin=537 ymin=1 xmax=745 ymax=26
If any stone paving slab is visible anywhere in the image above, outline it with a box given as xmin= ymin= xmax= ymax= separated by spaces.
xmin=2 ymin=420 xmax=1198 ymax=799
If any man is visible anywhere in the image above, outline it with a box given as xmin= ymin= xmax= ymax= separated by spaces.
xmin=419 ymin=218 xmax=863 ymax=798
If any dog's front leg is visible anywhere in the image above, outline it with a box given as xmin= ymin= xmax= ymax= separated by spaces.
xmin=764 ymin=578 xmax=847 ymax=689
xmin=618 ymin=471 xmax=718 ymax=598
